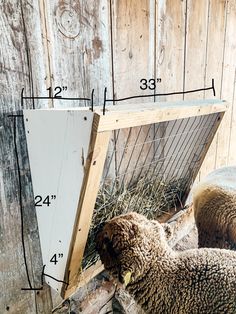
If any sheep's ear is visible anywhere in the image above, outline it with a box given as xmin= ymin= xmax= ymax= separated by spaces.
xmin=162 ymin=223 xmax=173 ymax=240
xmin=130 ymin=222 xmax=139 ymax=238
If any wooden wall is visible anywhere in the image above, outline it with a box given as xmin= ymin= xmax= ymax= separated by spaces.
xmin=1 ymin=0 xmax=236 ymax=312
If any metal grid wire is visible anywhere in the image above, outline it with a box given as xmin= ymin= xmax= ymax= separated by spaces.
xmin=82 ymin=112 xmax=220 ymax=269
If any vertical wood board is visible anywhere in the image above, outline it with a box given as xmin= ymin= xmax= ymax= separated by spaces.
xmin=64 ymin=129 xmax=111 ymax=298
xmin=43 ymin=0 xmax=112 ymax=108
xmin=111 ymin=0 xmax=155 ymax=186
xmin=216 ymin=0 xmax=236 ymax=167
xmin=183 ymin=0 xmax=209 ymax=185
xmin=184 ymin=0 xmax=209 ymax=100
xmin=199 ymin=0 xmax=227 ymax=178
xmin=155 ymin=0 xmax=186 ymax=174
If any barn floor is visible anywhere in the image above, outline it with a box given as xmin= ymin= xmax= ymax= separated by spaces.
xmin=53 ymin=226 xmax=198 ymax=314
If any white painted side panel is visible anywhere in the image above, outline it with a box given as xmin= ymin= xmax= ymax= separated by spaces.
xmin=24 ymin=109 xmax=93 ymax=293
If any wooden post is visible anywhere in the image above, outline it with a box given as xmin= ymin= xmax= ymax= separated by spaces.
xmin=63 ymin=116 xmax=111 ymax=298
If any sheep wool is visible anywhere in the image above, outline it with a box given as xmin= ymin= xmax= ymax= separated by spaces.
xmin=193 ymin=166 xmax=236 ymax=249
xmin=96 ymin=212 xmax=236 ymax=314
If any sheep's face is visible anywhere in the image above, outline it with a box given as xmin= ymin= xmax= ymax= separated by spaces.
xmin=96 ymin=212 xmax=166 ymax=286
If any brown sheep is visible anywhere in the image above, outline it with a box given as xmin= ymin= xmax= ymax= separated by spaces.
xmin=193 ymin=166 xmax=236 ymax=249
xmin=96 ymin=212 xmax=236 ymax=314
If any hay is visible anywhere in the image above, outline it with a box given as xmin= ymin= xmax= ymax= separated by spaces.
xmin=82 ymin=176 xmax=187 ymax=270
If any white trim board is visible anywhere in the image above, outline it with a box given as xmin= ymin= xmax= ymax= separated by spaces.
xmin=24 ymin=109 xmax=93 ymax=293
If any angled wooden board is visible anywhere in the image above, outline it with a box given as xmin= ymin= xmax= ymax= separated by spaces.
xmin=24 ymin=109 xmax=93 ymax=293
xmin=93 ymin=99 xmax=227 ymax=131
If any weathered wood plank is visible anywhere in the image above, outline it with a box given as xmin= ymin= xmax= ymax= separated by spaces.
xmin=156 ymin=0 xmax=185 ymax=102
xmin=43 ymin=0 xmax=112 ymax=108
xmin=111 ymin=0 xmax=155 ymax=187
xmin=0 ymin=1 xmax=52 ymax=313
xmin=183 ymin=0 xmax=209 ymax=185
xmin=155 ymin=0 xmax=186 ymax=177
xmin=216 ymin=0 xmax=236 ymax=168
xmin=184 ymin=0 xmax=209 ymax=100
xmin=199 ymin=0 xmax=227 ymax=179
xmin=228 ymin=69 xmax=236 ymax=166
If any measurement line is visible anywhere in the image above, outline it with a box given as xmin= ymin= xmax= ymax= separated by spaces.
xmin=21 ymin=287 xmax=43 ymax=291
xmin=107 ymin=82 xmax=215 ymax=103
xmin=42 ymin=265 xmax=69 ymax=286
xmin=12 ymin=116 xmax=32 ymax=289
xmin=21 ymin=88 xmax=24 ymax=109
xmin=8 ymin=114 xmax=24 ymax=117
xmin=23 ymin=96 xmax=90 ymax=101
xmin=103 ymin=87 xmax=107 ymax=115
xmin=212 ymin=78 xmax=216 ymax=97
xmin=91 ymin=89 xmax=95 ymax=112
xmin=21 ymin=79 xmax=215 ymax=107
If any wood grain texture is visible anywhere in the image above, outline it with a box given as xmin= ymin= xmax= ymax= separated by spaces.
xmin=43 ymin=0 xmax=112 ymax=108
xmin=199 ymin=0 xmax=227 ymax=179
xmin=215 ymin=0 xmax=236 ymax=168
xmin=156 ymin=0 xmax=185 ymax=101
xmin=155 ymin=0 xmax=186 ymax=174
xmin=0 ymin=1 xmax=52 ymax=313
xmin=183 ymin=0 xmax=209 ymax=186
xmin=111 ymin=0 xmax=155 ymax=187
xmin=184 ymin=0 xmax=209 ymax=100
xmin=228 ymin=70 xmax=236 ymax=166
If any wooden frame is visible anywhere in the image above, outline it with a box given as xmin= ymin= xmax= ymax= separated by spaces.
xmin=62 ymin=98 xmax=227 ymax=298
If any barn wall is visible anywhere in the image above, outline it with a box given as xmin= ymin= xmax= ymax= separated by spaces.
xmin=1 ymin=0 xmax=236 ymax=312
xmin=0 ymin=1 xmax=52 ymax=314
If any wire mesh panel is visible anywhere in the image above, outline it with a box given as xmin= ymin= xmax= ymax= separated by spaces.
xmin=82 ymin=112 xmax=220 ymax=269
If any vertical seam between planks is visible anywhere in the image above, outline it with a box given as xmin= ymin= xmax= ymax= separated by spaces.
xmin=182 ymin=0 xmax=188 ymax=100
xmin=227 ymin=67 xmax=236 ymax=164
xmin=203 ymin=0 xmax=211 ymax=100
xmin=109 ymin=0 xmax=118 ymax=177
xmin=20 ymin=0 xmax=35 ymax=110
xmin=109 ymin=0 xmax=115 ymax=106
xmin=154 ymin=0 xmax=157 ymax=96
xmin=200 ymin=0 xmax=211 ymax=179
xmin=220 ymin=0 xmax=229 ymax=99
xmin=154 ymin=0 xmax=157 ymax=151
xmin=215 ymin=0 xmax=228 ymax=168
xmin=34 ymin=291 xmax=39 ymax=314
xmin=39 ymin=0 xmax=53 ymax=108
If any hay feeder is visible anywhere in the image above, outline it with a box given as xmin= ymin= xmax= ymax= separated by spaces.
xmin=24 ymin=98 xmax=227 ymax=298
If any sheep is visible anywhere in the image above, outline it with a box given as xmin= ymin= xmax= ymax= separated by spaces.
xmin=193 ymin=166 xmax=236 ymax=249
xmin=96 ymin=212 xmax=236 ymax=314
